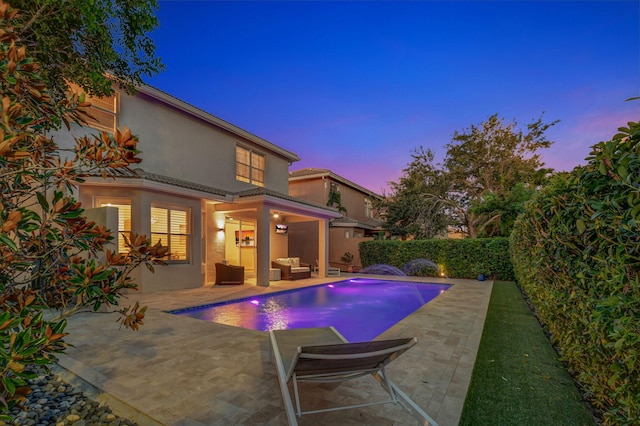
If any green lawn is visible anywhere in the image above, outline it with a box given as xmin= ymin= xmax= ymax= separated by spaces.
xmin=459 ymin=281 xmax=596 ymax=426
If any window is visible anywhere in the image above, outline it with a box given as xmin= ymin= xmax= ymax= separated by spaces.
xmin=236 ymin=145 xmax=265 ymax=187
xmin=364 ymin=198 xmax=373 ymax=218
xmin=96 ymin=199 xmax=131 ymax=253
xmin=151 ymin=205 xmax=191 ymax=263
xmin=68 ymin=83 xmax=118 ymax=133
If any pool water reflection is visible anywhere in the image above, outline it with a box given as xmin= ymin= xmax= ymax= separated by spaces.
xmin=171 ymin=278 xmax=450 ymax=341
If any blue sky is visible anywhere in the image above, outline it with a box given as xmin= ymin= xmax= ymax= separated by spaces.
xmin=147 ymin=1 xmax=639 ymax=194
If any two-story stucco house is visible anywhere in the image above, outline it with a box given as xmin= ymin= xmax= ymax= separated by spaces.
xmin=53 ymin=83 xmax=341 ymax=292
xmin=287 ymin=168 xmax=383 ymax=271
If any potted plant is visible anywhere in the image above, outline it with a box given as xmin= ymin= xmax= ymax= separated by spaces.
xmin=341 ymin=251 xmax=355 ymax=273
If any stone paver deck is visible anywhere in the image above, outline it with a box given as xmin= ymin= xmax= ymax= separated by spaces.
xmin=55 ymin=275 xmax=492 ymax=426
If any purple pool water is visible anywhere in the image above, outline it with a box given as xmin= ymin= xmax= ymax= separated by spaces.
xmin=171 ymin=278 xmax=450 ymax=341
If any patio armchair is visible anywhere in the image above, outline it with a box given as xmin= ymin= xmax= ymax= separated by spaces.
xmin=215 ymin=263 xmax=244 ymax=285
xmin=269 ymin=326 xmax=437 ymax=426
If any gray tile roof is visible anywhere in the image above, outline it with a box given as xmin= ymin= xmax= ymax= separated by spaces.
xmin=330 ymin=215 xmax=383 ymax=230
xmin=234 ymin=186 xmax=339 ymax=212
xmin=288 ymin=168 xmax=331 ymax=177
xmin=129 ymin=169 xmax=337 ymax=213
xmin=133 ymin=169 xmax=231 ymax=197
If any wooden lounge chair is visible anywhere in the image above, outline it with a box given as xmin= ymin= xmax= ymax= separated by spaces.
xmin=214 ymin=263 xmax=244 ymax=285
xmin=269 ymin=327 xmax=437 ymax=425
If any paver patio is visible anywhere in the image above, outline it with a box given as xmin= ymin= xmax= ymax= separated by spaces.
xmin=54 ymin=275 xmax=492 ymax=425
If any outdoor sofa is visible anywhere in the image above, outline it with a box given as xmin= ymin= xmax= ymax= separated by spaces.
xmin=272 ymin=257 xmax=311 ymax=280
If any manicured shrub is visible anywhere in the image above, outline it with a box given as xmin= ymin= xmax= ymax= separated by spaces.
xmin=510 ymin=121 xmax=640 ymax=425
xmin=359 ymin=237 xmax=514 ymax=280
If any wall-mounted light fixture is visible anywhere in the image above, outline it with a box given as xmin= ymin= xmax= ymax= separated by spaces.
xmin=273 ymin=212 xmax=280 ymax=218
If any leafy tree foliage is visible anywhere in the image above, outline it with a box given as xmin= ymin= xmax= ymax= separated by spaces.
xmin=379 ymin=147 xmax=450 ymax=239
xmin=382 ymin=114 xmax=556 ymax=239
xmin=0 ymin=3 xmax=166 ymax=418
xmin=444 ymin=113 xmax=556 ymax=237
xmin=11 ymin=0 xmax=163 ymax=98
xmin=326 ymin=189 xmax=347 ymax=214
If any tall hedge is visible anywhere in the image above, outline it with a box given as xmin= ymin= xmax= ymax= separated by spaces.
xmin=359 ymin=237 xmax=514 ymax=280
xmin=510 ymin=122 xmax=640 ymax=425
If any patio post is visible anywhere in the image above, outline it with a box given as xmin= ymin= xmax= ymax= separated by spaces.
xmin=256 ymin=204 xmax=271 ymax=286
xmin=318 ymin=218 xmax=329 ymax=277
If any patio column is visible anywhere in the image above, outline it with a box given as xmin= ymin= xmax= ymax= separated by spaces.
xmin=256 ymin=204 xmax=271 ymax=287
xmin=318 ymin=218 xmax=329 ymax=277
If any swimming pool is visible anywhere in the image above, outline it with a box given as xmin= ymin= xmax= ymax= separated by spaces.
xmin=172 ymin=278 xmax=450 ymax=341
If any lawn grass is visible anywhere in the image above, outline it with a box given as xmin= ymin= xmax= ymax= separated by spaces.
xmin=459 ymin=281 xmax=596 ymax=426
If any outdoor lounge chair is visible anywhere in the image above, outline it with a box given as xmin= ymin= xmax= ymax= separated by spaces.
xmin=269 ymin=327 xmax=437 ymax=426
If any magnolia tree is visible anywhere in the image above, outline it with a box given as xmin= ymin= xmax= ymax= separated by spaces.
xmin=0 ymin=3 xmax=166 ymax=418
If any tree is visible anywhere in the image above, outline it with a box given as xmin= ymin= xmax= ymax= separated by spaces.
xmin=0 ymin=4 xmax=166 ymax=418
xmin=379 ymin=147 xmax=450 ymax=239
xmin=11 ymin=0 xmax=163 ymax=98
xmin=382 ymin=115 xmax=556 ymax=239
xmin=444 ymin=114 xmax=557 ymax=237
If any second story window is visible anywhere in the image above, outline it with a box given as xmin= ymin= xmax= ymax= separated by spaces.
xmin=69 ymin=83 xmax=117 ymax=133
xmin=236 ymin=145 xmax=265 ymax=187
xmin=364 ymin=198 xmax=373 ymax=218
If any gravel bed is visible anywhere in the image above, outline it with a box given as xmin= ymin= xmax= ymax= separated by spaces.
xmin=4 ymin=370 xmax=137 ymax=426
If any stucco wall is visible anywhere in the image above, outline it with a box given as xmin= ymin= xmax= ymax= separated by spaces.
xmin=79 ymin=185 xmax=204 ymax=293
xmin=270 ymin=222 xmax=289 ymax=263
xmin=288 ymin=223 xmax=371 ymax=271
xmin=329 ymin=228 xmax=371 ymax=271
xmin=286 ymin=221 xmax=318 ymax=267
xmin=289 ymin=176 xmax=380 ymax=223
xmin=53 ymin=87 xmax=292 ymax=194
xmin=332 ymin=181 xmax=368 ymax=221
xmin=289 ymin=179 xmax=327 ymax=206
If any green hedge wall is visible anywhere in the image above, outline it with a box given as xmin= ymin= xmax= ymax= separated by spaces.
xmin=359 ymin=237 xmax=515 ymax=280
xmin=510 ymin=124 xmax=640 ymax=425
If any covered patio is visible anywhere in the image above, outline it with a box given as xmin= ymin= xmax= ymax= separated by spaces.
xmin=210 ymin=187 xmax=342 ymax=286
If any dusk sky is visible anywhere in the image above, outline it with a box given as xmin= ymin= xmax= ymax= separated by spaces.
xmin=147 ymin=1 xmax=639 ymax=194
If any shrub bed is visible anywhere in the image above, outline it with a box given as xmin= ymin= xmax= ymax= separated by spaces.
xmin=359 ymin=237 xmax=514 ymax=280
xmin=510 ymin=122 xmax=640 ymax=425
